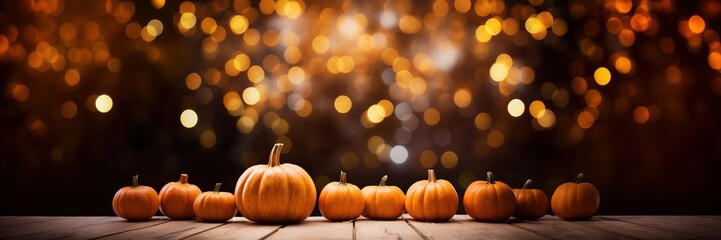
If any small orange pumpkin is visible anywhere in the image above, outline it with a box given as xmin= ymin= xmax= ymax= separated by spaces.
xmin=463 ymin=171 xmax=516 ymax=222
xmin=512 ymin=179 xmax=549 ymax=220
xmin=361 ymin=175 xmax=405 ymax=220
xmin=159 ymin=173 xmax=201 ymax=220
xmin=405 ymin=169 xmax=458 ymax=221
xmin=319 ymin=171 xmax=365 ymax=221
xmin=193 ymin=183 xmax=237 ymax=222
xmin=551 ymin=173 xmax=600 ymax=220
xmin=235 ymin=143 xmax=316 ymax=224
xmin=112 ymin=175 xmax=160 ymax=221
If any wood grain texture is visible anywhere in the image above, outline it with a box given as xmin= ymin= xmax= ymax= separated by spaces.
xmin=0 ymin=216 xmax=60 ymax=228
xmin=21 ymin=217 xmax=169 ymax=239
xmin=354 ymin=217 xmax=423 ymax=240
xmin=0 ymin=217 xmax=115 ymax=238
xmin=604 ymin=216 xmax=721 ymax=239
xmin=405 ymin=214 xmax=546 ymax=240
xmin=185 ymin=217 xmax=281 ymax=240
xmin=511 ymin=216 xmax=628 ymax=240
xmin=98 ymin=218 xmax=224 ymax=239
xmin=1 ymin=215 xmax=719 ymax=240
xmin=265 ymin=217 xmax=353 ymax=240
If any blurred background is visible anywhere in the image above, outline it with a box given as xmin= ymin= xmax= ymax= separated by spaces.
xmin=1 ymin=0 xmax=720 ymax=216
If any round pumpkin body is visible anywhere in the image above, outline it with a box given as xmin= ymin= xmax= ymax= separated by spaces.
xmin=112 ymin=175 xmax=160 ymax=221
xmin=551 ymin=173 xmax=600 ymax=220
xmin=159 ymin=174 xmax=202 ymax=220
xmin=405 ymin=170 xmax=458 ymax=222
xmin=319 ymin=171 xmax=365 ymax=221
xmin=193 ymin=183 xmax=237 ymax=222
xmin=463 ymin=172 xmax=516 ymax=222
xmin=235 ymin=143 xmax=316 ymax=224
xmin=361 ymin=175 xmax=405 ymax=220
xmin=512 ymin=179 xmax=549 ymax=220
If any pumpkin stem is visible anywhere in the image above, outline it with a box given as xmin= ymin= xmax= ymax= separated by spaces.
xmin=214 ymin=183 xmax=221 ymax=192
xmin=574 ymin=173 xmax=584 ymax=184
xmin=339 ymin=171 xmax=347 ymax=185
xmin=486 ymin=171 xmax=495 ymax=184
xmin=428 ymin=169 xmax=437 ymax=183
xmin=268 ymin=143 xmax=283 ymax=167
xmin=522 ymin=179 xmax=532 ymax=189
xmin=379 ymin=175 xmax=388 ymax=186
xmin=131 ymin=175 xmax=139 ymax=188
xmin=179 ymin=174 xmax=189 ymax=184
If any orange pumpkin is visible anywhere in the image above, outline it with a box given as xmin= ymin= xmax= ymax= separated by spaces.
xmin=361 ymin=175 xmax=405 ymax=220
xmin=193 ymin=183 xmax=237 ymax=222
xmin=159 ymin=173 xmax=201 ymax=220
xmin=463 ymin=171 xmax=516 ymax=222
xmin=512 ymin=179 xmax=549 ymax=220
xmin=551 ymin=173 xmax=600 ymax=220
xmin=405 ymin=169 xmax=458 ymax=221
xmin=318 ymin=171 xmax=365 ymax=221
xmin=112 ymin=175 xmax=159 ymax=221
xmin=235 ymin=143 xmax=316 ymax=224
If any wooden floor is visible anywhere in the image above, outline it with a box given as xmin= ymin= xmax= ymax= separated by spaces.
xmin=1 ymin=215 xmax=720 ymax=239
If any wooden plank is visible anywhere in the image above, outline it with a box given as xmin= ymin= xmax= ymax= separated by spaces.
xmin=0 ymin=217 xmax=116 ymax=238
xmin=354 ymin=217 xmax=423 ymax=240
xmin=99 ymin=218 xmax=225 ymax=239
xmin=511 ymin=216 xmax=635 ymax=240
xmin=573 ymin=216 xmax=697 ymax=239
xmin=185 ymin=217 xmax=282 ymax=240
xmin=604 ymin=216 xmax=721 ymax=239
xmin=697 ymin=215 xmax=721 ymax=220
xmin=265 ymin=216 xmax=353 ymax=240
xmin=405 ymin=214 xmax=547 ymax=240
xmin=17 ymin=217 xmax=170 ymax=239
xmin=0 ymin=217 xmax=61 ymax=228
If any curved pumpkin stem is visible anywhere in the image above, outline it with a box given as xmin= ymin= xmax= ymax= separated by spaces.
xmin=214 ymin=183 xmax=222 ymax=192
xmin=268 ymin=143 xmax=283 ymax=167
xmin=179 ymin=174 xmax=189 ymax=184
xmin=428 ymin=169 xmax=437 ymax=183
xmin=131 ymin=175 xmax=139 ymax=188
xmin=522 ymin=179 xmax=532 ymax=189
xmin=379 ymin=175 xmax=388 ymax=186
xmin=486 ymin=171 xmax=495 ymax=184
xmin=574 ymin=173 xmax=584 ymax=184
xmin=339 ymin=171 xmax=347 ymax=185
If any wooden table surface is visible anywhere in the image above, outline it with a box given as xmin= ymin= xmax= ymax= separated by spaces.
xmin=1 ymin=215 xmax=720 ymax=239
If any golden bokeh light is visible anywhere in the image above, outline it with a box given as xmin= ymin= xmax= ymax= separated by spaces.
xmin=594 ymin=67 xmax=611 ymax=86
xmin=199 ymin=130 xmax=216 ymax=148
xmin=332 ymin=95 xmax=351 ymax=114
xmin=453 ymin=88 xmax=472 ymax=108
xmin=180 ymin=109 xmax=198 ymax=128
xmin=94 ymin=94 xmax=113 ymax=113
xmin=507 ymin=99 xmax=525 ymax=117
xmin=440 ymin=151 xmax=458 ymax=169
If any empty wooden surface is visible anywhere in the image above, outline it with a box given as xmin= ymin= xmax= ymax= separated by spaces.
xmin=0 ymin=215 xmax=719 ymax=239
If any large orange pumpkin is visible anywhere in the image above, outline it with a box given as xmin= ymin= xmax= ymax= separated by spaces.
xmin=235 ymin=143 xmax=316 ymax=224
xmin=405 ymin=169 xmax=458 ymax=221
xmin=159 ymin=173 xmax=201 ymax=220
xmin=551 ymin=173 xmax=600 ymax=220
xmin=193 ymin=183 xmax=237 ymax=222
xmin=463 ymin=171 xmax=516 ymax=222
xmin=512 ymin=179 xmax=549 ymax=220
xmin=112 ymin=175 xmax=159 ymax=221
xmin=361 ymin=175 xmax=405 ymax=220
xmin=318 ymin=171 xmax=365 ymax=221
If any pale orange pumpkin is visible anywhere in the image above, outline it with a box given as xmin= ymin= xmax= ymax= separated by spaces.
xmin=193 ymin=183 xmax=237 ymax=222
xmin=234 ymin=143 xmax=316 ymax=224
xmin=551 ymin=173 xmax=600 ymax=220
xmin=112 ymin=175 xmax=159 ymax=221
xmin=405 ymin=169 xmax=458 ymax=221
xmin=361 ymin=175 xmax=405 ymax=220
xmin=159 ymin=173 xmax=201 ymax=220
xmin=463 ymin=171 xmax=516 ymax=222
xmin=318 ymin=171 xmax=365 ymax=221
xmin=512 ymin=179 xmax=549 ymax=220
